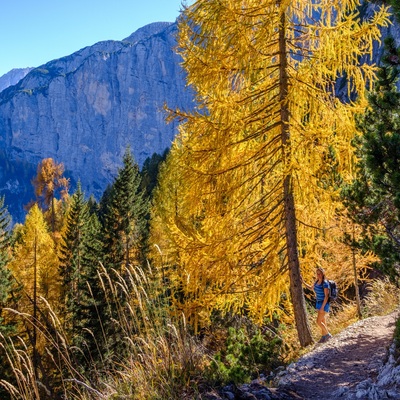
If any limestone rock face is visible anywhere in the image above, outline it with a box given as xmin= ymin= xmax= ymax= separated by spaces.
xmin=0 ymin=22 xmax=193 ymax=213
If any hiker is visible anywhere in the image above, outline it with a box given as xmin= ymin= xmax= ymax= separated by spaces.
xmin=301 ymin=267 xmax=332 ymax=343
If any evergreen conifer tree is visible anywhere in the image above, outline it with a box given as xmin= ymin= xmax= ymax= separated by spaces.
xmin=87 ymin=194 xmax=100 ymax=216
xmin=59 ymin=183 xmax=89 ymax=325
xmin=0 ymin=198 xmax=15 ymax=400
xmin=343 ymin=37 xmax=400 ymax=279
xmin=71 ymin=212 xmax=104 ymax=370
xmin=140 ymin=150 xmax=168 ymax=198
xmin=59 ymin=183 xmax=104 ymax=368
xmin=102 ymin=147 xmax=148 ymax=271
xmin=99 ymin=147 xmax=149 ymax=362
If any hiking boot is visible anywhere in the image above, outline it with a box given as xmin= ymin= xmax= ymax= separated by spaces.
xmin=318 ymin=333 xmax=332 ymax=343
xmin=318 ymin=335 xmax=328 ymax=343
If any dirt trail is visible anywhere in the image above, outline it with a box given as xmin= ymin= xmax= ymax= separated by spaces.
xmin=276 ymin=311 xmax=399 ymax=399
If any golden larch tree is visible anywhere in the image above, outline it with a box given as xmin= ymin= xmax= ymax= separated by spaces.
xmin=32 ymin=158 xmax=69 ymax=233
xmin=10 ymin=204 xmax=59 ymax=313
xmin=9 ymin=204 xmax=60 ymax=376
xmin=151 ymin=0 xmax=390 ymax=345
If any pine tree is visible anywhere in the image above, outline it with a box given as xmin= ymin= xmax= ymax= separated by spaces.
xmin=76 ymin=212 xmax=104 ymax=345
xmin=388 ymin=0 xmax=400 ymax=21
xmin=140 ymin=150 xmax=169 ymax=198
xmin=87 ymin=194 xmax=100 ymax=215
xmin=343 ymin=37 xmax=400 ymax=280
xmin=99 ymin=147 xmax=149 ymax=361
xmin=152 ymin=0 xmax=390 ymax=345
xmin=0 ymin=198 xmax=15 ymax=400
xmin=102 ymin=147 xmax=148 ymax=272
xmin=59 ymin=183 xmax=105 ymax=368
xmin=59 ymin=183 xmax=90 ymax=329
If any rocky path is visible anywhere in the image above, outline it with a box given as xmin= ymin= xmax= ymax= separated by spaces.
xmin=275 ymin=310 xmax=399 ymax=399
xmin=204 ymin=311 xmax=400 ymax=399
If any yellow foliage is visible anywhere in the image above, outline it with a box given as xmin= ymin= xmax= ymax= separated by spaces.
xmin=150 ymin=0 xmax=390 ymax=329
xmin=32 ymin=158 xmax=69 ymax=204
xmin=9 ymin=204 xmax=60 ymax=311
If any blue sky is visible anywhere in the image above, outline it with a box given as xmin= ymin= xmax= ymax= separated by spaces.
xmin=0 ymin=0 xmax=193 ymax=77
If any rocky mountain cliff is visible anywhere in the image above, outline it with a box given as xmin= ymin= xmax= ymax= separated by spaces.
xmin=0 ymin=22 xmax=194 ymax=220
xmin=0 ymin=4 xmax=399 ymax=222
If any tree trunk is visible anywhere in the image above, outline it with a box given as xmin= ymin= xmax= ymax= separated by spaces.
xmin=51 ymin=195 xmax=55 ymax=233
xmin=283 ymin=176 xmax=313 ymax=346
xmin=33 ymin=229 xmax=38 ymax=378
xmin=352 ymin=224 xmax=362 ymax=318
xmin=279 ymin=8 xmax=313 ymax=347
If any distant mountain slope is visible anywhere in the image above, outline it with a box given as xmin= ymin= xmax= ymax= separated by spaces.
xmin=0 ymin=68 xmax=33 ymax=93
xmin=0 ymin=21 xmax=194 ymax=220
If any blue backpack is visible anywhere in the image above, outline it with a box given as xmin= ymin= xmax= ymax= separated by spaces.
xmin=328 ymin=280 xmax=338 ymax=302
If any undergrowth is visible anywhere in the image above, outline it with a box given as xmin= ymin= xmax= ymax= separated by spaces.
xmin=0 ymin=263 xmax=286 ymax=399
xmin=205 ymin=326 xmax=283 ymax=385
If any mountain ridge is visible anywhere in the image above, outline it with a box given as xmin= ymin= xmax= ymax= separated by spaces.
xmin=0 ymin=22 xmax=176 ymax=100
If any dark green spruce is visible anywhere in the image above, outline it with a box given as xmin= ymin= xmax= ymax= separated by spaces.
xmin=140 ymin=149 xmax=169 ymax=198
xmin=101 ymin=146 xmax=148 ymax=271
xmin=59 ymin=182 xmax=104 ymax=371
xmin=342 ymin=37 xmax=400 ymax=280
xmin=99 ymin=147 xmax=149 ymax=363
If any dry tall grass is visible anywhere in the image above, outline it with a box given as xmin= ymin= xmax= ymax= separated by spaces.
xmin=0 ymin=263 xmax=208 ymax=399
xmin=362 ymin=278 xmax=400 ymax=317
